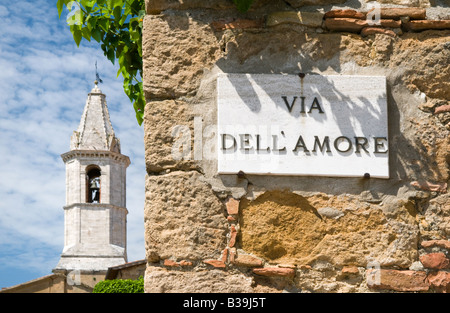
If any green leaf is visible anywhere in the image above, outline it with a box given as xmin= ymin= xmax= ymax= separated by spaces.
xmin=81 ymin=27 xmax=91 ymax=41
xmin=72 ymin=26 xmax=82 ymax=46
xmin=113 ymin=5 xmax=122 ymax=23
xmin=232 ymin=0 xmax=254 ymax=12
xmin=91 ymin=28 xmax=102 ymax=42
xmin=57 ymin=0 xmax=64 ymax=18
xmin=106 ymin=48 xmax=115 ymax=63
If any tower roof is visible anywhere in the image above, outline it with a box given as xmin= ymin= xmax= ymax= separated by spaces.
xmin=70 ymin=81 xmax=121 ymax=153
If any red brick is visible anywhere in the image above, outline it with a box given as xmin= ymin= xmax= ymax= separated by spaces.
xmin=228 ymin=225 xmax=237 ymax=248
xmin=233 ymin=254 xmax=263 ymax=267
xmin=404 ymin=20 xmax=450 ymax=31
xmin=227 ymin=215 xmax=236 ymax=222
xmin=204 ymin=259 xmax=226 ymax=268
xmin=163 ymin=259 xmax=180 ymax=267
xmin=421 ymin=240 xmax=450 ymax=250
xmin=361 ymin=27 xmax=397 ymax=37
xmin=411 ymin=180 xmax=447 ymax=193
xmin=325 ymin=18 xmax=400 ymax=32
xmin=178 ymin=260 xmax=193 ymax=267
xmin=420 ymin=253 xmax=450 ymax=269
xmin=253 ymin=267 xmax=295 ymax=278
xmin=434 ymin=104 xmax=450 ymax=114
xmin=428 ymin=271 xmax=450 ymax=293
xmin=367 ymin=269 xmax=429 ymax=292
xmin=379 ymin=8 xmax=426 ymax=20
xmin=324 ymin=9 xmax=366 ymax=19
xmin=226 ymin=198 xmax=240 ymax=215
xmin=221 ymin=248 xmax=228 ymax=263
xmin=210 ymin=19 xmax=264 ymax=31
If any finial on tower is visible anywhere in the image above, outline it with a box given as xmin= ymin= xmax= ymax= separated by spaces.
xmin=95 ymin=61 xmax=103 ymax=84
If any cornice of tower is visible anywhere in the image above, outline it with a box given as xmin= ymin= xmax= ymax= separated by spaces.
xmin=60 ymin=149 xmax=130 ymax=167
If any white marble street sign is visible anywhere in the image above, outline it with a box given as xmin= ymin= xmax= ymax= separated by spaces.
xmin=217 ymin=73 xmax=389 ymax=178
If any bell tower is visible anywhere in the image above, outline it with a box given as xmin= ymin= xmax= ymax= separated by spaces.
xmin=54 ymin=81 xmax=130 ymax=274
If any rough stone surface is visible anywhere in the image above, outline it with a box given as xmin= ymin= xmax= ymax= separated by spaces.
xmin=145 ymin=0 xmax=234 ymax=14
xmin=404 ymin=20 xmax=450 ymax=31
xmin=145 ymin=171 xmax=228 ymax=262
xmin=239 ymin=191 xmax=418 ymax=268
xmin=144 ymin=100 xmax=197 ymax=173
xmin=267 ymin=11 xmax=324 ymax=28
xmin=145 ymin=266 xmax=254 ymax=292
xmin=369 ymin=0 xmax=431 ymax=7
xmin=427 ymin=271 xmax=450 ymax=293
xmin=211 ymin=19 xmax=264 ymax=30
xmin=285 ymin=0 xmax=347 ymax=7
xmin=142 ymin=14 xmax=222 ymax=99
xmin=142 ymin=1 xmax=450 ymax=293
xmin=421 ymin=195 xmax=450 ymax=240
xmin=361 ymin=27 xmax=397 ymax=37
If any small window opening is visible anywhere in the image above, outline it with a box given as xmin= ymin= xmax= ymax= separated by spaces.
xmin=87 ymin=167 xmax=101 ymax=203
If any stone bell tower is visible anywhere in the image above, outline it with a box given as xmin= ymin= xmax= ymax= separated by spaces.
xmin=54 ymin=81 xmax=130 ymax=274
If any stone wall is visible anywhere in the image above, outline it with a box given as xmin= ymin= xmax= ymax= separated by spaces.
xmin=142 ymin=0 xmax=449 ymax=293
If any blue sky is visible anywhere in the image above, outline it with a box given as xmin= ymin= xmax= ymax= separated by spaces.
xmin=0 ymin=0 xmax=145 ymax=289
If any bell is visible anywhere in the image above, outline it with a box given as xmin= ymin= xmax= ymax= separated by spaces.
xmin=90 ymin=178 xmax=99 ymax=189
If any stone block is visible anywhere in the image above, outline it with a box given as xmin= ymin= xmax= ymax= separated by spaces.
xmin=367 ymin=0 xmax=430 ymax=7
xmin=239 ymin=191 xmax=419 ymax=267
xmin=145 ymin=0 xmax=234 ymax=14
xmin=367 ymin=269 xmax=429 ymax=292
xmin=210 ymin=18 xmax=264 ymax=31
xmin=341 ymin=266 xmax=359 ymax=275
xmin=404 ymin=20 xmax=450 ymax=31
xmin=266 ymin=11 xmax=324 ymax=28
xmin=144 ymin=100 xmax=197 ymax=173
xmin=145 ymin=171 xmax=228 ymax=262
xmin=284 ymin=0 xmax=346 ymax=7
xmin=142 ymin=14 xmax=221 ymax=99
xmin=145 ymin=266 xmax=254 ymax=292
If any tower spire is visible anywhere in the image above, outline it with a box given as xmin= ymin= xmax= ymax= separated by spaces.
xmin=70 ymin=80 xmax=120 ymax=153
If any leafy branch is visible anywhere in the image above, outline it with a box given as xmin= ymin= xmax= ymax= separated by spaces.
xmin=57 ymin=0 xmax=145 ymax=125
xmin=57 ymin=0 xmax=255 ymax=125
